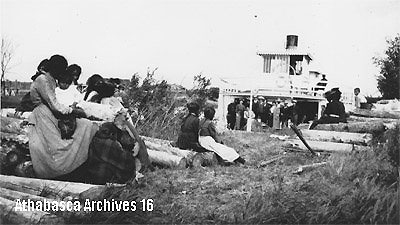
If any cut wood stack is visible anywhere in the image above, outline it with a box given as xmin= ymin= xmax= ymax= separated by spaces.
xmin=287 ymin=108 xmax=399 ymax=155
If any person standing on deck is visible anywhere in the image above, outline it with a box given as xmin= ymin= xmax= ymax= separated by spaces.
xmin=234 ymin=99 xmax=245 ymax=130
xmin=354 ymin=87 xmax=367 ymax=109
xmin=226 ymin=99 xmax=236 ymax=130
xmin=272 ymin=99 xmax=281 ymax=129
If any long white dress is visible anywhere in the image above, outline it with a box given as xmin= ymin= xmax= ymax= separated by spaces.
xmin=198 ymin=119 xmax=239 ymax=162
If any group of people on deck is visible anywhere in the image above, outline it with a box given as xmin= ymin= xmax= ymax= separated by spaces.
xmin=26 ymin=55 xmax=150 ymax=184
xmin=226 ymin=97 xmax=298 ymax=130
xmin=225 ymin=86 xmax=361 ymax=131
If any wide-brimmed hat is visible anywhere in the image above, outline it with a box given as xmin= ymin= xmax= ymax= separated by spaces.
xmin=330 ymin=87 xmax=342 ymax=95
xmin=324 ymin=87 xmax=342 ymax=100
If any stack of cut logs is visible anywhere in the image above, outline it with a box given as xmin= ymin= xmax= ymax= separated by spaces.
xmin=284 ymin=109 xmax=399 ymax=174
xmin=285 ymin=109 xmax=399 ymax=154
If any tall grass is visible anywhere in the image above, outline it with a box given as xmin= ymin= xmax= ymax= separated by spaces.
xmin=240 ymin=123 xmax=399 ymax=224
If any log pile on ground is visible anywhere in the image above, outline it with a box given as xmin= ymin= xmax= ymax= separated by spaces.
xmin=286 ymin=109 xmax=399 ymax=159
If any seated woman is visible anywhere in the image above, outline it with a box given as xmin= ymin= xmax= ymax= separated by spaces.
xmin=29 ymin=56 xmax=141 ymax=184
xmin=83 ymin=74 xmax=116 ymax=103
xmin=309 ymin=88 xmax=347 ymax=129
xmin=28 ymin=55 xmax=98 ymax=179
xmin=175 ymin=102 xmax=207 ymax=152
xmin=199 ymin=106 xmax=245 ymax=164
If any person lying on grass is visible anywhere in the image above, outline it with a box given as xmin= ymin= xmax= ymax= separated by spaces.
xmin=199 ymin=106 xmax=245 ymax=165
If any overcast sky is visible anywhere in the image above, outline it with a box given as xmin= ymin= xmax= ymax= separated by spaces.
xmin=1 ymin=0 xmax=399 ymax=95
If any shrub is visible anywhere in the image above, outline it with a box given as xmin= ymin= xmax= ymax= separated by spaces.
xmin=122 ymin=71 xmax=214 ymax=141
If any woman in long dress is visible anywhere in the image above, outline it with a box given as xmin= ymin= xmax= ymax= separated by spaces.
xmin=198 ymin=106 xmax=245 ymax=164
xmin=176 ymin=102 xmax=207 ymax=152
xmin=28 ymin=55 xmax=98 ymax=179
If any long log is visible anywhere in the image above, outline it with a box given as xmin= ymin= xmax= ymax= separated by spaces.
xmin=147 ymin=149 xmax=187 ymax=168
xmin=141 ymin=137 xmax=218 ymax=167
xmin=300 ymin=129 xmax=373 ymax=146
xmin=0 ymin=175 xmax=105 ymax=200
xmin=312 ymin=121 xmax=387 ymax=133
xmin=0 ymin=196 xmax=64 ymax=224
xmin=143 ymin=139 xmax=194 ymax=158
xmin=348 ymin=115 xmax=398 ymax=123
xmin=285 ymin=139 xmax=370 ymax=153
xmin=350 ymin=108 xmax=400 ymax=119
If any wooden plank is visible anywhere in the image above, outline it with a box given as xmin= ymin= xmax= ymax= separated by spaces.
xmin=0 ymin=196 xmax=64 ymax=224
xmin=300 ymin=129 xmax=373 ymax=146
xmin=285 ymin=139 xmax=370 ymax=153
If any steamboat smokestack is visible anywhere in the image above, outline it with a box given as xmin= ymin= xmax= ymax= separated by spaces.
xmin=286 ymin=35 xmax=298 ymax=49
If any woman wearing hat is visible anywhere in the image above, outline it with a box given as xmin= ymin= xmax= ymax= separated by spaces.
xmin=309 ymin=88 xmax=347 ymax=129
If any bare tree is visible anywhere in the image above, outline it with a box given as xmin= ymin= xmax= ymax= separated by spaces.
xmin=1 ymin=37 xmax=15 ymax=95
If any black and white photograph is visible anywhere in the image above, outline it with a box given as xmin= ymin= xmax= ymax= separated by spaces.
xmin=1 ymin=0 xmax=399 ymax=224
